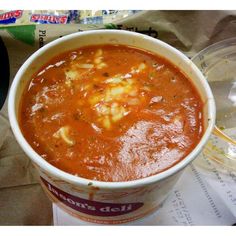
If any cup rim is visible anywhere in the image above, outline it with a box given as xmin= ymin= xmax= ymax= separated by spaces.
xmin=8 ymin=29 xmax=216 ymax=189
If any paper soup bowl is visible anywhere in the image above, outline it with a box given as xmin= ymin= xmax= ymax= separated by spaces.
xmin=8 ymin=30 xmax=215 ymax=224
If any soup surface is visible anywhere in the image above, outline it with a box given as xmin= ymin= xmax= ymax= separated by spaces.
xmin=19 ymin=44 xmax=204 ymax=182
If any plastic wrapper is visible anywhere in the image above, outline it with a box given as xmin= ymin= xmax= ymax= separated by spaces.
xmin=0 ymin=10 xmax=140 ymax=25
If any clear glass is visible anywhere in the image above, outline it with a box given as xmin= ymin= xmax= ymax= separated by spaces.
xmin=192 ymin=37 xmax=236 ymax=172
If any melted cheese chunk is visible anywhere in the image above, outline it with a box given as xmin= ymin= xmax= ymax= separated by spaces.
xmin=64 ymin=56 xmax=156 ymax=130
xmin=63 ymin=57 xmax=154 ymax=130
xmin=86 ymin=75 xmax=145 ymax=129
xmin=53 ymin=126 xmax=75 ymax=146
xmin=94 ymin=49 xmax=107 ymax=69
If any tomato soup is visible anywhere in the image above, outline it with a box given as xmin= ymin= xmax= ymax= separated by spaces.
xmin=19 ymin=44 xmax=204 ymax=182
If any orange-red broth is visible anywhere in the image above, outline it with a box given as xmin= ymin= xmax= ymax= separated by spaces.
xmin=19 ymin=45 xmax=203 ymax=182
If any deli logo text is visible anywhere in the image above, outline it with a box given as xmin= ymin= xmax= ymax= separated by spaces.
xmin=41 ymin=177 xmax=143 ymax=217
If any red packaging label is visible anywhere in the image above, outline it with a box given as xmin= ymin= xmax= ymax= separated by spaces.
xmin=41 ymin=177 xmax=143 ymax=217
xmin=0 ymin=10 xmax=23 ymax=24
xmin=30 ymin=14 xmax=68 ymax=24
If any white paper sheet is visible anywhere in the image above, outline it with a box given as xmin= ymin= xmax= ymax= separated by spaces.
xmin=53 ymin=157 xmax=236 ymax=226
